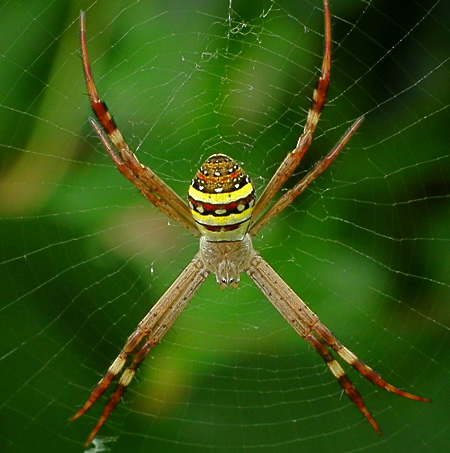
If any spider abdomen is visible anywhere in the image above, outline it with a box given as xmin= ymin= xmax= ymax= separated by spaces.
xmin=188 ymin=153 xmax=256 ymax=242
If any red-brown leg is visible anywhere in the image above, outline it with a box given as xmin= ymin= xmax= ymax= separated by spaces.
xmin=305 ymin=332 xmax=381 ymax=434
xmin=314 ymin=323 xmax=431 ymax=402
xmin=71 ymin=257 xmax=208 ymax=445
xmin=250 ymin=0 xmax=331 ymax=224
xmin=80 ymin=11 xmax=197 ymax=235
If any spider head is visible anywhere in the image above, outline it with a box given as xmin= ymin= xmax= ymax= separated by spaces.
xmin=216 ymin=260 xmax=241 ymax=289
xmin=199 ymin=235 xmax=255 ymax=289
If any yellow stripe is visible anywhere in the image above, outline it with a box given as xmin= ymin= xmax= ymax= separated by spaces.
xmin=191 ymin=207 xmax=253 ymax=227
xmin=195 ymin=221 xmax=251 ymax=242
xmin=188 ymin=182 xmax=253 ymax=204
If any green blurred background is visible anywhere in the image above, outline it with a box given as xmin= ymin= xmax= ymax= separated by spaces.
xmin=0 ymin=0 xmax=448 ymax=452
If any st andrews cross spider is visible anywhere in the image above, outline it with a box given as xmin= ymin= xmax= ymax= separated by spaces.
xmin=73 ymin=1 xmax=430 ymax=446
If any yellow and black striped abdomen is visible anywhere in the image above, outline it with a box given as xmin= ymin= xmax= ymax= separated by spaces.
xmin=188 ymin=154 xmax=255 ymax=242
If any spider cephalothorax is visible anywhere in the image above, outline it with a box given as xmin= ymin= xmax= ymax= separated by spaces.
xmin=73 ymin=1 xmax=430 ymax=446
xmin=199 ymin=234 xmax=255 ymax=288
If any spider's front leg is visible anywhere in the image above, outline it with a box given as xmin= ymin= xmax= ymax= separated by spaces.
xmin=312 ymin=323 xmax=432 ymax=403
xmin=72 ymin=256 xmax=209 ymax=446
xmin=247 ymin=255 xmax=430 ymax=434
xmin=304 ymin=330 xmax=381 ymax=432
xmin=306 ymin=323 xmax=431 ymax=433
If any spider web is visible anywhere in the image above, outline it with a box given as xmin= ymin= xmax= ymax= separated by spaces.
xmin=0 ymin=0 xmax=448 ymax=452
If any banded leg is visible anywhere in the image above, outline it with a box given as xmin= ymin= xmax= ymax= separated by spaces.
xmin=72 ymin=256 xmax=209 ymax=446
xmin=313 ymin=323 xmax=431 ymax=403
xmin=249 ymin=116 xmax=364 ymax=237
xmin=247 ymin=255 xmax=430 ymax=433
xmin=80 ymin=11 xmax=199 ymax=237
xmin=250 ymin=0 xmax=331 ymax=223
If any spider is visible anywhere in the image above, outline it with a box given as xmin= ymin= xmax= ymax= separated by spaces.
xmin=73 ymin=1 xmax=430 ymax=446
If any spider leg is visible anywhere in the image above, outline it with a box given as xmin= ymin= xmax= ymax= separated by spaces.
xmin=82 ymin=264 xmax=208 ymax=447
xmin=72 ymin=256 xmax=209 ymax=445
xmin=313 ymin=323 xmax=431 ymax=402
xmin=89 ymin=118 xmax=200 ymax=237
xmin=251 ymin=0 xmax=331 ymax=224
xmin=250 ymin=115 xmax=364 ymax=236
xmin=80 ymin=11 xmax=198 ymax=237
xmin=247 ymin=255 xmax=430 ymax=434
xmin=305 ymin=332 xmax=381 ymax=433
